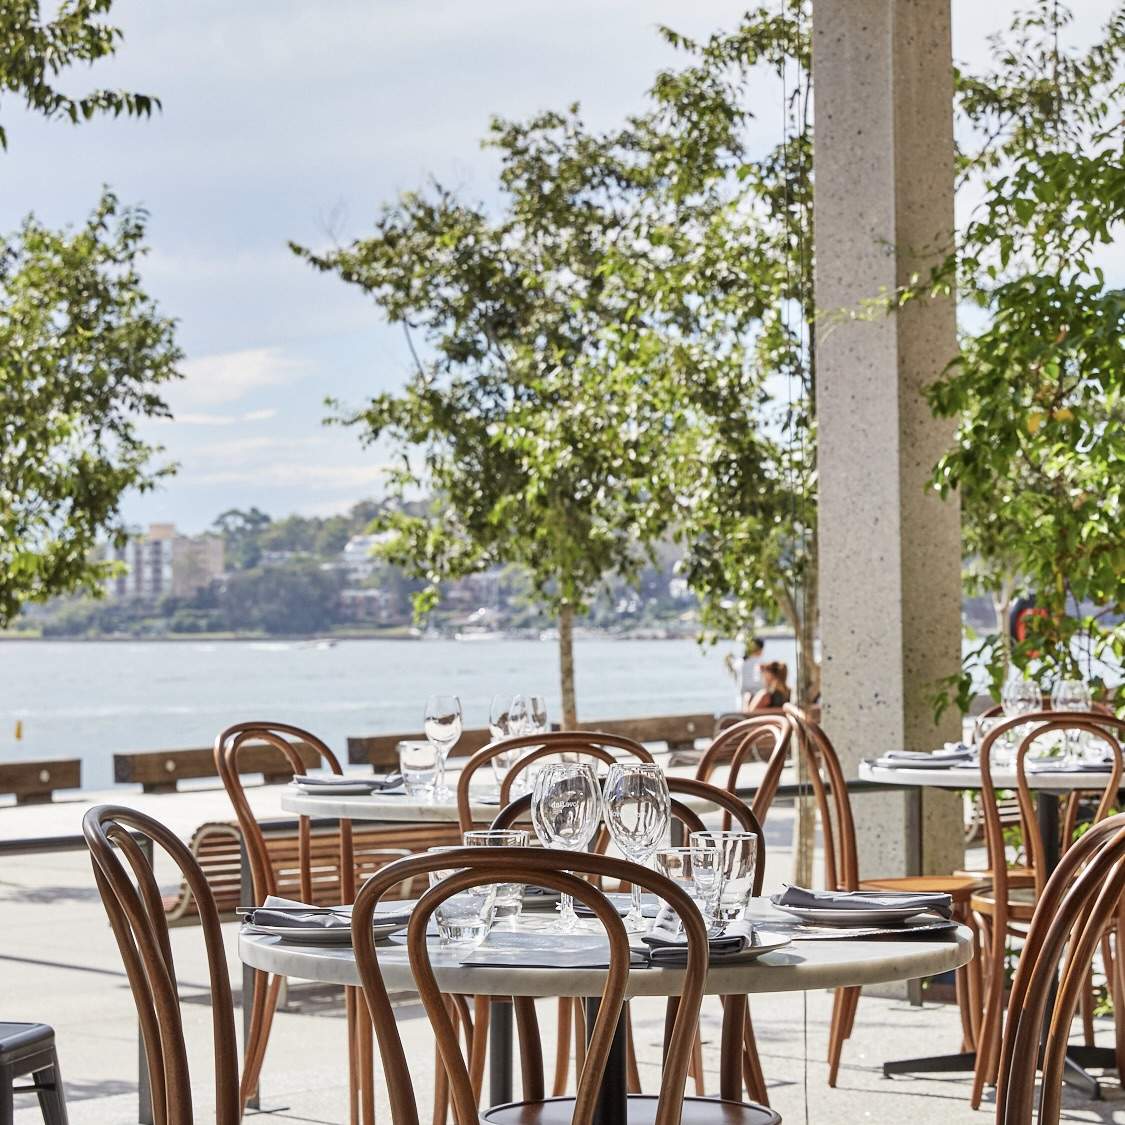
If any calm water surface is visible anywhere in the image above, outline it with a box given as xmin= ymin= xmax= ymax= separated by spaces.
xmin=0 ymin=637 xmax=796 ymax=789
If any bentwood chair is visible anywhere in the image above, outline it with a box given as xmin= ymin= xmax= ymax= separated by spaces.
xmin=350 ymin=846 xmax=782 ymax=1125
xmin=214 ymin=721 xmax=387 ymax=1125
xmin=490 ymin=776 xmax=773 ymax=1106
xmin=740 ymin=705 xmax=982 ymax=1087
xmin=83 ymin=806 xmax=240 ymax=1125
xmin=971 ymin=711 xmax=1125 ymax=1108
xmin=996 ymin=811 xmax=1125 ymax=1123
xmin=455 ymin=732 xmax=655 ymax=1100
xmin=694 ymin=715 xmax=793 ymax=824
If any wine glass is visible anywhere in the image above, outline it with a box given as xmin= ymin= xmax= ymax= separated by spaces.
xmin=1051 ymin=678 xmax=1092 ymax=763
xmin=488 ymin=694 xmax=522 ymax=789
xmin=528 ymin=695 xmax=549 ymax=734
xmin=530 ymin=762 xmax=602 ymax=931
xmin=508 ymin=695 xmax=532 ymax=736
xmin=603 ymin=763 xmax=670 ymax=932
xmin=1000 ymin=677 xmax=1041 ymax=763
xmin=424 ymin=694 xmax=462 ymax=800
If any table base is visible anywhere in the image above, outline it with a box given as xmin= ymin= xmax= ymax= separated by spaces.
xmin=883 ymin=1045 xmax=1117 ymax=1100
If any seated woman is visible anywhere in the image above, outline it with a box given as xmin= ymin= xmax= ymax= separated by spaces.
xmin=745 ymin=661 xmax=790 ymax=711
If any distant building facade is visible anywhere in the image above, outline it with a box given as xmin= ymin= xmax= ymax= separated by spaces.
xmin=103 ymin=524 xmax=225 ymax=600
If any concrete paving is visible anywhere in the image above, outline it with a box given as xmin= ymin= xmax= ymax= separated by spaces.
xmin=4 ymin=813 xmax=1124 ymax=1122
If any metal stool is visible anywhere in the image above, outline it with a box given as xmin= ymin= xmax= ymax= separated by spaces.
xmin=0 ymin=1023 xmax=68 ymax=1125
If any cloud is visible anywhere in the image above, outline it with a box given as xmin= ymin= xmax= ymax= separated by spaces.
xmin=172 ymin=347 xmax=307 ymax=408
xmin=157 ymin=407 xmax=280 ymax=427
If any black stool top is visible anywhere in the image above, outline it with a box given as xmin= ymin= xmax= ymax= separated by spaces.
xmin=0 ymin=1022 xmax=54 ymax=1061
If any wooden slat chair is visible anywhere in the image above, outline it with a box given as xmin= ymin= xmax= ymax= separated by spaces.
xmin=694 ymin=715 xmax=793 ymax=824
xmin=351 ymin=846 xmax=781 ymax=1125
xmin=214 ymin=722 xmax=379 ymax=1125
xmin=996 ymin=811 xmax=1125 ymax=1124
xmin=971 ymin=711 xmax=1125 ymax=1109
xmin=744 ymin=705 xmax=983 ymax=1087
xmin=83 ymin=805 xmax=240 ymax=1125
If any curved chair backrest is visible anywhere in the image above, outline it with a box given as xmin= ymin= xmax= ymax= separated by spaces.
xmin=695 ymin=715 xmax=792 ymax=824
xmin=456 ymin=731 xmax=654 ymax=833
xmin=214 ymin=721 xmax=356 ymax=905
xmin=979 ymin=711 xmax=1125 ymax=908
xmin=996 ymin=811 xmax=1125 ymax=1124
xmin=351 ymin=847 xmax=708 ymax=1125
xmin=84 ymin=805 xmax=240 ymax=1125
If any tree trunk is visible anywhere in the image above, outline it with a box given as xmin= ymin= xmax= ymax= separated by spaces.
xmin=558 ymin=601 xmax=577 ymax=729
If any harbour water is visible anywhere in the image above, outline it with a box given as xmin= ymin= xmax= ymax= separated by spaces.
xmin=0 ymin=636 xmax=797 ymax=789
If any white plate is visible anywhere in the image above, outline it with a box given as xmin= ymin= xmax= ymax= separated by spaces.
xmin=246 ymin=918 xmax=409 ymax=945
xmin=770 ymin=902 xmax=935 ymax=926
xmin=721 ymin=928 xmax=792 ymax=962
xmin=292 ymin=782 xmax=398 ymax=796
xmin=872 ymin=757 xmax=970 ymax=771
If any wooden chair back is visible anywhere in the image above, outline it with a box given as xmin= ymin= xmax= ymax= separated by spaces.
xmin=978 ymin=711 xmax=1125 ymax=909
xmin=83 ymin=805 xmax=239 ymax=1125
xmin=695 ymin=715 xmax=792 ymax=824
xmin=351 ymin=847 xmax=708 ymax=1125
xmin=996 ymin=812 xmax=1125 ymax=1124
xmin=214 ymin=721 xmax=356 ymax=905
xmin=456 ymin=731 xmax=653 ymax=833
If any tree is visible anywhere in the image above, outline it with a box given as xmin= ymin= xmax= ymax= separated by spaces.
xmin=293 ymin=122 xmax=683 ymax=727
xmin=0 ymin=192 xmax=182 ymax=626
xmin=0 ymin=0 xmax=158 ymax=149
xmin=221 ymin=562 xmax=344 ymax=636
xmin=213 ymin=507 xmax=273 ymax=570
xmin=913 ymin=2 xmax=1125 ymax=710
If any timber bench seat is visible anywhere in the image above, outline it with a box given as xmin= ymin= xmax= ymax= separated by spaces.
xmin=115 ymin=741 xmax=321 ymax=793
xmin=164 ymin=817 xmax=461 ymax=924
xmin=0 ymin=759 xmax=81 ymax=805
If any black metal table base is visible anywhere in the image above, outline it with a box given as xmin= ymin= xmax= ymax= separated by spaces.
xmin=883 ymin=1045 xmax=1117 ymax=1099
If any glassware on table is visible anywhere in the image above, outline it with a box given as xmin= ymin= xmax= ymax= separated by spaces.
xmin=1051 ymin=678 xmax=1093 ymax=762
xmin=426 ymin=846 xmax=496 ymax=950
xmin=462 ymin=829 xmax=529 ymax=919
xmin=530 ymin=762 xmax=602 ymax=932
xmin=399 ymin=741 xmax=438 ymax=798
xmin=997 ymin=678 xmax=1042 ymax=766
xmin=689 ymin=830 xmax=757 ymax=923
xmin=603 ymin=762 xmax=671 ymax=932
xmin=654 ymin=845 xmax=721 ymax=931
xmin=528 ymin=695 xmax=549 ymax=734
xmin=488 ymin=694 xmax=524 ymax=790
xmin=424 ymin=694 xmax=462 ymax=800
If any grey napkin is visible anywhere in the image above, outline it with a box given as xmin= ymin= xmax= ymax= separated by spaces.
xmin=293 ymin=773 xmax=405 ymax=794
xmin=247 ymin=895 xmax=410 ymax=930
xmin=641 ymin=909 xmax=756 ymax=964
xmin=774 ymin=885 xmax=953 ymax=920
xmin=882 ymin=745 xmax=971 ymax=763
xmin=1026 ymin=760 xmax=1111 ymax=774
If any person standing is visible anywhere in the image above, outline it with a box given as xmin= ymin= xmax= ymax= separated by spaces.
xmin=725 ymin=637 xmax=765 ymax=711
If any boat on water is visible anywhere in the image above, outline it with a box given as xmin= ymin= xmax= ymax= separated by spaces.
xmin=454 ymin=628 xmax=505 ymax=642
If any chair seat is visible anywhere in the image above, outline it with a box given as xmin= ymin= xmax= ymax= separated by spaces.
xmin=0 ymin=1022 xmax=53 ymax=1062
xmin=861 ymin=874 xmax=980 ymax=904
xmin=970 ymin=885 xmax=1037 ymax=922
xmin=956 ymin=866 xmax=1036 ymax=887
xmin=483 ymin=1094 xmax=781 ymax=1125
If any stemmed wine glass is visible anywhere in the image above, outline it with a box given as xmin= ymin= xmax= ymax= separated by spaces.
xmin=1051 ymin=678 xmax=1092 ymax=763
xmin=528 ymin=695 xmax=549 ymax=734
xmin=603 ymin=763 xmax=671 ymax=932
xmin=424 ymin=694 xmax=462 ymax=800
xmin=999 ymin=677 xmax=1041 ymax=765
xmin=488 ymin=694 xmax=522 ymax=789
xmin=530 ymin=762 xmax=602 ymax=931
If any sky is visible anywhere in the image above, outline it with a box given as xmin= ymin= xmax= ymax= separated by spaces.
xmin=2 ymin=1 xmax=1118 ymax=534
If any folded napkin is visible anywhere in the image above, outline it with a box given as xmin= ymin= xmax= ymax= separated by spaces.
xmin=293 ymin=773 xmax=405 ymax=794
xmin=880 ymin=746 xmax=973 ymax=763
xmin=641 ymin=909 xmax=756 ymax=964
xmin=1026 ymin=759 xmax=1111 ymax=774
xmin=773 ymin=885 xmax=953 ymax=920
xmin=246 ymin=895 xmax=410 ymax=930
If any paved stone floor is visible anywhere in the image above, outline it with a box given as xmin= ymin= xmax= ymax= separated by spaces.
xmin=4 ymin=818 xmax=1125 ymax=1122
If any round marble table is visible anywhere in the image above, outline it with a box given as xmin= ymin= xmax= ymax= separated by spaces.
xmin=858 ymin=759 xmax=1116 ymax=792
xmin=241 ymin=903 xmax=971 ymax=1120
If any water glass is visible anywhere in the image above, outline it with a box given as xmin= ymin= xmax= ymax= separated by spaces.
xmin=604 ymin=763 xmax=670 ymax=931
xmin=530 ymin=762 xmax=602 ymax=931
xmin=689 ymin=831 xmax=757 ymax=922
xmin=463 ymin=829 xmax=529 ymax=919
xmin=427 ymin=847 xmax=496 ymax=950
xmin=399 ymin=742 xmax=437 ymax=798
xmin=424 ymin=694 xmax=462 ymax=799
xmin=654 ymin=845 xmax=720 ymax=929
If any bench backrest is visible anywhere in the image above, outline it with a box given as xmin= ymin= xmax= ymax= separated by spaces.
xmin=115 ymin=741 xmax=321 ymax=793
xmin=0 ymin=758 xmax=81 ymax=804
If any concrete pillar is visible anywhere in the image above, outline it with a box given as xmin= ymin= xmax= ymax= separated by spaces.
xmin=814 ymin=0 xmax=964 ymax=878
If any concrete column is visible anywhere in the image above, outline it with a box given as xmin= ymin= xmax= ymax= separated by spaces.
xmin=814 ymin=0 xmax=964 ymax=879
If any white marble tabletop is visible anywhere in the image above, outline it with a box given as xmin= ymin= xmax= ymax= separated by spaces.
xmin=238 ymin=899 xmax=973 ymax=1000
xmin=859 ymin=759 xmax=1119 ymax=792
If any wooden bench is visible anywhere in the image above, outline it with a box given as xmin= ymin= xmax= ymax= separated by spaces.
xmin=347 ymin=713 xmax=718 ymax=770
xmin=164 ymin=818 xmax=463 ymax=924
xmin=0 ymin=759 xmax=81 ymax=805
xmin=115 ymin=741 xmax=321 ymax=793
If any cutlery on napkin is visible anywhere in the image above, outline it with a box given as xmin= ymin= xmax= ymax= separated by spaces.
xmin=292 ymin=773 xmax=405 ymax=793
xmin=244 ymin=895 xmax=410 ymax=930
xmin=641 ymin=908 xmax=757 ymax=964
xmin=1026 ymin=759 xmax=1112 ymax=774
xmin=772 ymin=885 xmax=953 ymax=920
xmin=875 ymin=746 xmax=973 ymax=768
